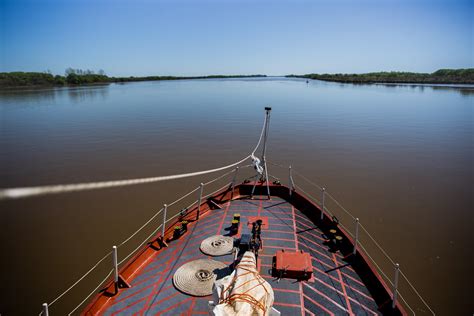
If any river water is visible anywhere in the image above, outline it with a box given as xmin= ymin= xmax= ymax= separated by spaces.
xmin=0 ymin=78 xmax=472 ymax=315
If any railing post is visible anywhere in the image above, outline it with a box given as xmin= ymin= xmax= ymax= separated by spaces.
xmin=42 ymin=303 xmax=49 ymax=316
xmin=230 ymin=167 xmax=239 ymax=199
xmin=392 ymin=263 xmax=400 ymax=308
xmin=353 ymin=218 xmax=360 ymax=255
xmin=320 ymin=187 xmax=326 ymax=220
xmin=197 ymin=183 xmax=204 ymax=220
xmin=231 ymin=167 xmax=239 ymax=190
xmin=162 ymin=204 xmax=167 ymax=237
xmin=288 ymin=165 xmax=293 ymax=197
xmin=112 ymin=245 xmax=119 ymax=294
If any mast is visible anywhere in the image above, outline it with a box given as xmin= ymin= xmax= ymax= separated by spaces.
xmin=250 ymin=107 xmax=272 ymax=199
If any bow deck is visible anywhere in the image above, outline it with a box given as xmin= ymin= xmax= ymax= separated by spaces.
xmin=83 ymin=183 xmax=404 ymax=315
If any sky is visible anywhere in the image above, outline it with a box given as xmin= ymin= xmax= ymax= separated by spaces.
xmin=0 ymin=0 xmax=472 ymax=76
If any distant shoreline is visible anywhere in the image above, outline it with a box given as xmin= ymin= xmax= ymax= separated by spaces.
xmin=2 ymin=69 xmax=474 ymax=89
xmin=287 ymin=69 xmax=474 ymax=85
xmin=0 ymin=73 xmax=267 ymax=90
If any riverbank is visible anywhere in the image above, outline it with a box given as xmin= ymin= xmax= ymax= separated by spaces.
xmin=288 ymin=68 xmax=474 ymax=84
xmin=0 ymin=72 xmax=266 ymax=89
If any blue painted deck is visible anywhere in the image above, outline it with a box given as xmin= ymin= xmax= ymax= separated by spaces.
xmin=101 ymin=197 xmax=381 ymax=315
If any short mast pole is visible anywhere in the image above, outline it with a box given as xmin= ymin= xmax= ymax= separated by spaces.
xmin=42 ymin=303 xmax=49 ymax=316
xmin=197 ymin=183 xmax=204 ymax=220
xmin=112 ymin=246 xmax=119 ymax=294
xmin=320 ymin=187 xmax=326 ymax=220
xmin=288 ymin=165 xmax=293 ymax=197
xmin=262 ymin=107 xmax=272 ymax=199
xmin=162 ymin=204 xmax=167 ymax=237
xmin=353 ymin=218 xmax=360 ymax=255
xmin=230 ymin=167 xmax=239 ymax=200
xmin=392 ymin=263 xmax=400 ymax=309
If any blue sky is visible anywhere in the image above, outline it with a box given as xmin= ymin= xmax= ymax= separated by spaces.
xmin=1 ymin=0 xmax=472 ymax=76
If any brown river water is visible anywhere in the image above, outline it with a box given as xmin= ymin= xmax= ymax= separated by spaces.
xmin=0 ymin=78 xmax=472 ymax=315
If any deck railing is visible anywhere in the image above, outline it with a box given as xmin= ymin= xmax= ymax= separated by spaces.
xmin=38 ymin=165 xmax=257 ymax=315
xmin=38 ymin=161 xmax=434 ymax=315
xmin=269 ymin=161 xmax=435 ymax=315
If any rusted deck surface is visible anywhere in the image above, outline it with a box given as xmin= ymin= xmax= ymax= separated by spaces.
xmin=96 ymin=196 xmax=382 ymax=315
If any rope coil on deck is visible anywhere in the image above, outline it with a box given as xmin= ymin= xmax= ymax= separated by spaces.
xmin=200 ymin=235 xmax=234 ymax=256
xmin=173 ymin=259 xmax=228 ymax=296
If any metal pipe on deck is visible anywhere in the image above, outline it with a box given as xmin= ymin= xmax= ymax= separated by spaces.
xmin=197 ymin=183 xmax=204 ymax=220
xmin=162 ymin=204 xmax=167 ymax=237
xmin=288 ymin=166 xmax=293 ymax=197
xmin=353 ymin=218 xmax=360 ymax=255
xmin=320 ymin=187 xmax=326 ymax=220
xmin=112 ymin=246 xmax=119 ymax=293
xmin=392 ymin=263 xmax=400 ymax=308
xmin=230 ymin=167 xmax=239 ymax=198
xmin=42 ymin=303 xmax=49 ymax=316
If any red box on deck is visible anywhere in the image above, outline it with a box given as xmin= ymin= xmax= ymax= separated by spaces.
xmin=274 ymin=249 xmax=313 ymax=280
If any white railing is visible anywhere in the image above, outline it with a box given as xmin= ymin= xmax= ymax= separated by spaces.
xmin=38 ymin=160 xmax=435 ymax=315
xmin=39 ymin=165 xmax=255 ymax=316
xmin=268 ymin=161 xmax=435 ymax=315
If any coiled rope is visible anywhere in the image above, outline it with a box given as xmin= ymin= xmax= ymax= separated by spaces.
xmin=0 ymin=115 xmax=267 ymax=200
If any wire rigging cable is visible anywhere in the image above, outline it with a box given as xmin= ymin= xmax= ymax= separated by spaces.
xmin=0 ymin=115 xmax=268 ymax=200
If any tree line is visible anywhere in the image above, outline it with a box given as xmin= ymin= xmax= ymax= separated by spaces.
xmin=0 ymin=69 xmax=266 ymax=88
xmin=288 ymin=69 xmax=474 ymax=84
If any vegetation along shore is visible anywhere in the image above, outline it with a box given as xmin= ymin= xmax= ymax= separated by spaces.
xmin=0 ymin=69 xmax=266 ymax=89
xmin=2 ymin=68 xmax=473 ymax=89
xmin=288 ymin=69 xmax=474 ymax=84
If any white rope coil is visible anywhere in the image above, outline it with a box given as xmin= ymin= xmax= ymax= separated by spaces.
xmin=200 ymin=235 xmax=234 ymax=256
xmin=173 ymin=259 xmax=228 ymax=296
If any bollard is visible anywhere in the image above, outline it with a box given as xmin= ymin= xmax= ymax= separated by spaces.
xmin=320 ymin=187 xmax=326 ymax=220
xmin=197 ymin=183 xmax=204 ymax=220
xmin=42 ymin=303 xmax=49 ymax=316
xmin=112 ymin=246 xmax=119 ymax=294
xmin=392 ymin=263 xmax=400 ymax=308
xmin=353 ymin=218 xmax=360 ymax=255
xmin=162 ymin=204 xmax=167 ymax=237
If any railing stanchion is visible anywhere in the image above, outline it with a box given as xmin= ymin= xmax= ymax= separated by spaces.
xmin=42 ymin=303 xmax=49 ymax=316
xmin=112 ymin=246 xmax=119 ymax=294
xmin=320 ymin=187 xmax=326 ymax=220
xmin=392 ymin=263 xmax=400 ymax=308
xmin=288 ymin=165 xmax=293 ymax=197
xmin=162 ymin=204 xmax=167 ymax=237
xmin=197 ymin=183 xmax=204 ymax=220
xmin=230 ymin=167 xmax=239 ymax=199
xmin=353 ymin=218 xmax=360 ymax=255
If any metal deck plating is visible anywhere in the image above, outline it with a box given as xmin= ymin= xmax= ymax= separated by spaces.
xmin=83 ymin=183 xmax=404 ymax=315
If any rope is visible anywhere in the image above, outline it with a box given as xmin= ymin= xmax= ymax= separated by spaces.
xmin=398 ymin=291 xmax=416 ymax=315
xmin=0 ymin=114 xmax=268 ymax=200
xmin=400 ymin=270 xmax=435 ymax=315
xmin=292 ymin=169 xmax=323 ymax=191
xmin=358 ymin=242 xmax=394 ymax=288
xmin=41 ymin=173 xmax=233 ymax=313
xmin=294 ymin=184 xmax=323 ymax=210
xmin=359 ymin=223 xmax=396 ymax=266
xmin=203 ymin=168 xmax=237 ymax=186
xmin=46 ymin=251 xmax=112 ymax=308
xmin=325 ymin=192 xmax=356 ymax=221
xmin=68 ymin=269 xmax=114 ymax=316
xmin=117 ymin=208 xmax=163 ymax=248
xmin=267 ymin=161 xmax=286 ymax=168
xmin=118 ymin=224 xmax=163 ymax=266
